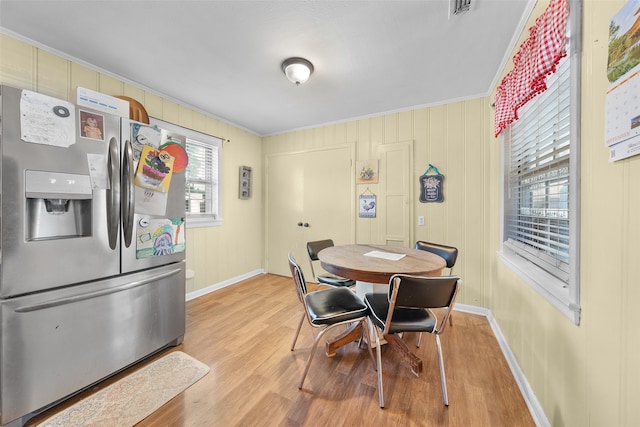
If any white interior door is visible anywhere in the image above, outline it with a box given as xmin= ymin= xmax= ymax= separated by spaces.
xmin=302 ymin=146 xmax=354 ymax=279
xmin=266 ymin=152 xmax=304 ymax=277
xmin=266 ymin=145 xmax=354 ymax=278
xmin=378 ymin=141 xmax=413 ymax=247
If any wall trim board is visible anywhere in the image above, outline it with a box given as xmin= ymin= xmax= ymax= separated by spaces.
xmin=484 ymin=306 xmax=549 ymax=427
xmin=185 ymin=269 xmax=265 ymax=301
xmin=455 ymin=303 xmax=548 ymax=426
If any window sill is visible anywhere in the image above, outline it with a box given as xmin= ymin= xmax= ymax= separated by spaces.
xmin=497 ymin=250 xmax=580 ymax=325
xmin=186 ymin=216 xmax=222 ymax=228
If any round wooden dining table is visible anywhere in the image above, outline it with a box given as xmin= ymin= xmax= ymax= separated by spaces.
xmin=317 ymin=244 xmax=446 ymax=368
xmin=318 ymin=244 xmax=446 ymax=284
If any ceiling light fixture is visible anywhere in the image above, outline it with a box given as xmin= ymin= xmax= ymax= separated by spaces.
xmin=281 ymin=57 xmax=314 ymax=86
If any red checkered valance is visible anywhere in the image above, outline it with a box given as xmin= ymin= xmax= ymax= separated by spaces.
xmin=494 ymin=0 xmax=569 ymax=137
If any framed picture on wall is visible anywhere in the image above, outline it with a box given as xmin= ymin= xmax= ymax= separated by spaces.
xmin=356 ymin=160 xmax=379 ymax=184
xmin=359 ymin=194 xmax=376 ymax=218
xmin=239 ymin=166 xmax=251 ymax=199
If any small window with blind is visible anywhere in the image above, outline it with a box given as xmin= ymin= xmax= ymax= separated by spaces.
xmin=185 ymin=137 xmax=221 ymax=224
xmin=498 ymin=1 xmax=581 ymax=324
xmin=150 ymin=118 xmax=222 ymax=228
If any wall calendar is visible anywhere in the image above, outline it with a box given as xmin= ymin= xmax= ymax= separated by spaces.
xmin=606 ymin=0 xmax=640 ymax=162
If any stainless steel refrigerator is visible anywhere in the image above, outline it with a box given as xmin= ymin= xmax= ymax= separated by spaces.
xmin=0 ymin=85 xmax=187 ymax=427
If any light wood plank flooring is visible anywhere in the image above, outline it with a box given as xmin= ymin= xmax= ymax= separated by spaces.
xmin=29 ymin=273 xmax=535 ymax=426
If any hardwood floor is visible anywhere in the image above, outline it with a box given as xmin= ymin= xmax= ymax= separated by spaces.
xmin=29 ymin=273 xmax=535 ymax=426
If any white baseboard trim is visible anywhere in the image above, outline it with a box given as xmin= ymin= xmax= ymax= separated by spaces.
xmin=452 ymin=302 xmax=490 ymax=316
xmin=480 ymin=307 xmax=550 ymax=427
xmin=186 ymin=278 xmax=548 ymax=426
xmin=185 ymin=269 xmax=265 ymax=302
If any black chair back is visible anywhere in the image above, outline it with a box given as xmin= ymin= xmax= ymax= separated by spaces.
xmin=306 ymin=239 xmax=335 ymax=261
xmin=367 ymin=273 xmax=462 ymax=408
xmin=288 ymin=253 xmax=308 ymax=303
xmin=389 ymin=274 xmax=460 ymax=310
xmin=415 ymin=241 xmax=458 ymax=270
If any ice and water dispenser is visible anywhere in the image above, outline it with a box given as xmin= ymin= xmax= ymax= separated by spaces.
xmin=25 ymin=170 xmax=92 ymax=240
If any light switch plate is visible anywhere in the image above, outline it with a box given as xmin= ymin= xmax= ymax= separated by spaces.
xmin=418 ymin=215 xmax=425 ymax=226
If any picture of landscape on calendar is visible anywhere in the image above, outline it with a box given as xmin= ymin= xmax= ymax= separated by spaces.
xmin=607 ymin=0 xmax=640 ymax=83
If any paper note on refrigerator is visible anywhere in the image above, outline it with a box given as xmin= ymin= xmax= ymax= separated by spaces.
xmin=86 ymin=153 xmax=109 ymax=190
xmin=20 ymin=90 xmax=76 ymax=147
xmin=134 ymin=145 xmax=175 ymax=193
xmin=135 ymin=186 xmax=168 ymax=216
xmin=131 ymin=123 xmax=161 ymax=165
xmin=136 ymin=218 xmax=185 ymax=259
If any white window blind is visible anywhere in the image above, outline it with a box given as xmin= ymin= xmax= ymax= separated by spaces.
xmin=150 ymin=118 xmax=222 ymax=228
xmin=185 ymin=138 xmax=218 ymax=218
xmin=500 ymin=0 xmax=581 ymax=324
xmin=504 ymin=55 xmax=571 ymax=283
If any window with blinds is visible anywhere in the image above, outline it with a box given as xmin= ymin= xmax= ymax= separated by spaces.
xmin=504 ymin=54 xmax=571 ymax=283
xmin=500 ymin=1 xmax=581 ymax=324
xmin=150 ymin=118 xmax=222 ymax=228
xmin=185 ymin=138 xmax=219 ymax=218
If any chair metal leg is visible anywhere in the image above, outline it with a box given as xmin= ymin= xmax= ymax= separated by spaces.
xmin=435 ymin=334 xmax=449 ymax=406
xmin=419 ymin=311 xmax=453 ymax=348
xmin=298 ymin=318 xmax=379 ymax=395
xmin=298 ymin=326 xmax=331 ymax=389
xmin=368 ymin=318 xmax=385 ymax=408
xmin=291 ymin=312 xmax=306 ymax=351
xmin=357 ymin=319 xmax=377 ymax=371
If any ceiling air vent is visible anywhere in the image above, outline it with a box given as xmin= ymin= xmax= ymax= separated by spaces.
xmin=451 ymin=0 xmax=471 ymax=15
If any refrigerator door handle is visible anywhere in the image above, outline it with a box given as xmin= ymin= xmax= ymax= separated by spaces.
xmin=106 ymin=137 xmax=121 ymax=250
xmin=122 ymin=139 xmax=135 ymax=248
xmin=14 ymin=268 xmax=183 ymax=312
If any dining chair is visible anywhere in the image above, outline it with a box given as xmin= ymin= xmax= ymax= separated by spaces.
xmin=415 ymin=241 xmax=458 ymax=274
xmin=306 ymin=239 xmax=356 ymax=289
xmin=415 ymin=240 xmax=459 ymax=339
xmin=365 ymin=274 xmax=461 ymax=408
xmin=288 ymin=253 xmax=375 ymax=391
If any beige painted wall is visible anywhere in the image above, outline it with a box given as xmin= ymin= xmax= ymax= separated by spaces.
xmin=263 ymin=99 xmax=491 ymax=309
xmin=0 ymin=34 xmax=264 ymax=294
xmin=4 ymin=0 xmax=640 ymax=423
xmin=488 ymin=1 xmax=640 ymax=426
xmin=265 ymin=1 xmax=640 ymax=425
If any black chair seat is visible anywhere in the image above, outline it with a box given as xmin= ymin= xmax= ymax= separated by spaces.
xmin=288 ymin=253 xmax=376 ymax=393
xmin=306 ymin=287 xmax=368 ymax=326
xmin=317 ymin=275 xmax=356 ymax=288
xmin=365 ymin=293 xmax=436 ymax=334
xmin=307 ymin=239 xmax=356 ymax=289
xmin=364 ymin=274 xmax=461 ymax=408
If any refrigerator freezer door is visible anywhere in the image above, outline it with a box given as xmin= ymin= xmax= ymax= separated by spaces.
xmin=0 ymin=86 xmax=121 ymax=297
xmin=0 ymin=262 xmax=185 ymax=426
xmin=120 ymin=120 xmax=186 ymax=273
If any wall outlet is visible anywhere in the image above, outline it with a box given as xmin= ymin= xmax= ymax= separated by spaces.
xmin=418 ymin=215 xmax=425 ymax=226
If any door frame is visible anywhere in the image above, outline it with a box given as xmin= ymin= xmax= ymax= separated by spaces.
xmin=376 ymin=140 xmax=414 ymax=247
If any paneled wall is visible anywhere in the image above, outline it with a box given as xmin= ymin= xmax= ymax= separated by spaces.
xmin=0 ymin=34 xmax=264 ymax=294
xmin=263 ymin=98 xmax=491 ymax=309
xmin=486 ymin=1 xmax=640 ymax=426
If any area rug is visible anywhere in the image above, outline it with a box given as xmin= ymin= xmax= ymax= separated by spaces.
xmin=37 ymin=351 xmax=210 ymax=427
